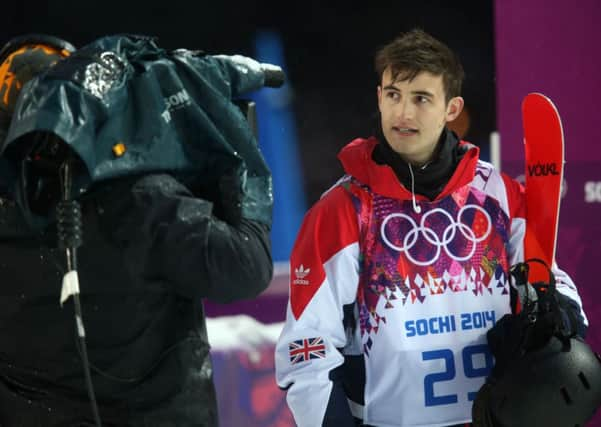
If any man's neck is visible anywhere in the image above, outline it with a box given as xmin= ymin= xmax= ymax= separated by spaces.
xmin=373 ymin=128 xmax=461 ymax=200
xmin=400 ymin=136 xmax=443 ymax=169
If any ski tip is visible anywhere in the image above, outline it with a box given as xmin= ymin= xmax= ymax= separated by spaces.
xmin=522 ymin=92 xmax=560 ymax=116
xmin=523 ymin=92 xmax=550 ymax=103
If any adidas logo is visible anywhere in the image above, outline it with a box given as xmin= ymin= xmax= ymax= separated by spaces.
xmin=293 ymin=264 xmax=310 ymax=285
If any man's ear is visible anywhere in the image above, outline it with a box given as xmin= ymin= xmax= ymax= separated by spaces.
xmin=377 ymin=85 xmax=382 ymax=112
xmin=445 ymin=96 xmax=464 ymax=122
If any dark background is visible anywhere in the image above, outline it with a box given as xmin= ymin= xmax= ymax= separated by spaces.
xmin=2 ymin=0 xmax=496 ymax=206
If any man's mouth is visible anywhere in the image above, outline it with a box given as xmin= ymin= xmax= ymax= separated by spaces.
xmin=392 ymin=126 xmax=419 ymax=136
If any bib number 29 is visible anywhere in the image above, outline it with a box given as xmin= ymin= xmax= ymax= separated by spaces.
xmin=422 ymin=345 xmax=493 ymax=406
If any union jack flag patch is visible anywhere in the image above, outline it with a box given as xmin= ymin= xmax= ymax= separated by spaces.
xmin=289 ymin=337 xmax=326 ymax=364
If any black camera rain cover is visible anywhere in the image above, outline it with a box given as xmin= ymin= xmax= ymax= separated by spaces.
xmin=0 ymin=34 xmax=273 ymax=224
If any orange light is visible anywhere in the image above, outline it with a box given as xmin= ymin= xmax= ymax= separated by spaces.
xmin=112 ymin=142 xmax=126 ymax=157
xmin=0 ymin=43 xmax=71 ymax=109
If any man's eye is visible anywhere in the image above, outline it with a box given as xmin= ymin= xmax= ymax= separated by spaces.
xmin=387 ymin=92 xmax=399 ymax=101
xmin=416 ymin=95 xmax=429 ymax=104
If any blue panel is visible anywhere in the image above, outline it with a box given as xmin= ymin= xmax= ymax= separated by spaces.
xmin=251 ymin=30 xmax=306 ymax=262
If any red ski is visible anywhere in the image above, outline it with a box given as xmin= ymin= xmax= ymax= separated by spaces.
xmin=522 ymin=93 xmax=564 ymax=283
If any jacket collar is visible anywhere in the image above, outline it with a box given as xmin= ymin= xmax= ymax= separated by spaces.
xmin=337 ymin=131 xmax=479 ymax=201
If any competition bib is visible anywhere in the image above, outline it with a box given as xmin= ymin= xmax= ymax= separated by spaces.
xmin=364 ymin=292 xmax=510 ymax=427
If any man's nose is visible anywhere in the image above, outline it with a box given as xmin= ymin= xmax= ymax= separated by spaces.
xmin=396 ymin=99 xmax=415 ymax=121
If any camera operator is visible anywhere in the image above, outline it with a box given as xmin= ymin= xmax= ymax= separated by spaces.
xmin=0 ymin=34 xmax=277 ymax=426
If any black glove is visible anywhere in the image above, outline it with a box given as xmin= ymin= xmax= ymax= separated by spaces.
xmin=472 ymin=381 xmax=497 ymax=427
xmin=487 ymin=259 xmax=578 ymax=378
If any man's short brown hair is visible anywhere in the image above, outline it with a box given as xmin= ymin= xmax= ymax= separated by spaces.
xmin=375 ymin=29 xmax=465 ymax=101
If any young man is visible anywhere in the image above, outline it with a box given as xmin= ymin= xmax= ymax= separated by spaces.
xmin=275 ymin=29 xmax=587 ymax=427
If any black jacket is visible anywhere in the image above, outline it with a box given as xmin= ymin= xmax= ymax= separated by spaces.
xmin=0 ymin=173 xmax=272 ymax=426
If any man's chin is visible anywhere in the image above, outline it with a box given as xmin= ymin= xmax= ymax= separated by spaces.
xmin=388 ymin=139 xmax=418 ymax=154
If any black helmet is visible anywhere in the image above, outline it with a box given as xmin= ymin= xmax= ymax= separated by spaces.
xmin=0 ymin=34 xmax=75 ymax=141
xmin=488 ymin=335 xmax=601 ymax=427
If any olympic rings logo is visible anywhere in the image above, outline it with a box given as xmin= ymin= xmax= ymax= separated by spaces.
xmin=380 ymin=205 xmax=492 ymax=266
